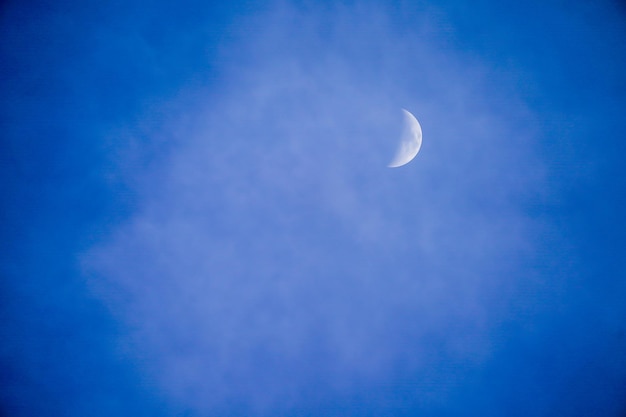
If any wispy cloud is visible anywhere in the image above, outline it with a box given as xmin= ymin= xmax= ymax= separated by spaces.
xmin=82 ymin=2 xmax=545 ymax=414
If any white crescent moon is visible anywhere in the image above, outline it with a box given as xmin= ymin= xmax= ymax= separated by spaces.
xmin=388 ymin=109 xmax=422 ymax=168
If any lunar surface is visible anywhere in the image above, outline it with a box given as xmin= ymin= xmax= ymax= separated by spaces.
xmin=388 ymin=109 xmax=422 ymax=168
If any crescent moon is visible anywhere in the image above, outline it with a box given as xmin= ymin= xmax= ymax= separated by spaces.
xmin=388 ymin=109 xmax=422 ymax=168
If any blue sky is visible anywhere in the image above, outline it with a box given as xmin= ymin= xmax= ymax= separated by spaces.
xmin=2 ymin=1 xmax=625 ymax=416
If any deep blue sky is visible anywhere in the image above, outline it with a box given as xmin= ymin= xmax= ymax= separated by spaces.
xmin=2 ymin=1 xmax=625 ymax=416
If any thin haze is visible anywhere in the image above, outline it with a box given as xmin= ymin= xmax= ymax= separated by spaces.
xmin=2 ymin=1 xmax=625 ymax=416
xmin=88 ymin=3 xmax=537 ymax=413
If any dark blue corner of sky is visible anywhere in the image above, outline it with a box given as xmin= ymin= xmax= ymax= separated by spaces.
xmin=1 ymin=0 xmax=626 ymax=416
